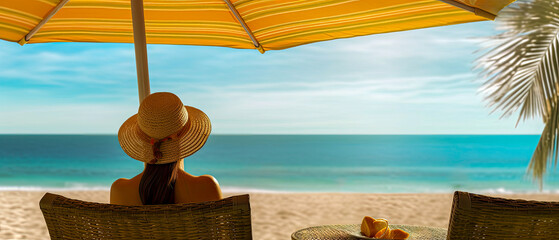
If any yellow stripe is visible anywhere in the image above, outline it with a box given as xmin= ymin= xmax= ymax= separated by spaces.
xmin=0 ymin=7 xmax=42 ymax=24
xmin=36 ymin=0 xmax=59 ymax=6
xmin=243 ymin=0 xmax=358 ymax=22
xmin=0 ymin=22 xmax=29 ymax=34
xmin=42 ymin=20 xmax=246 ymax=35
xmin=253 ymin=1 xmax=450 ymax=37
xmin=41 ymin=27 xmax=246 ymax=36
xmin=237 ymin=0 xmax=334 ymax=16
xmin=65 ymin=1 xmax=228 ymax=11
xmin=261 ymin=11 xmax=479 ymax=47
xmin=33 ymin=31 xmax=252 ymax=43
xmin=246 ymin=0 xmax=442 ymax=24
xmin=47 ymin=19 xmax=241 ymax=29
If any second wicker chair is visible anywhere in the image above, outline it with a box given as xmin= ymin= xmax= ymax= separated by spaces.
xmin=447 ymin=191 xmax=559 ymax=240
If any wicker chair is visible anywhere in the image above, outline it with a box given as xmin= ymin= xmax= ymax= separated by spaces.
xmin=39 ymin=193 xmax=252 ymax=240
xmin=447 ymin=191 xmax=559 ymax=240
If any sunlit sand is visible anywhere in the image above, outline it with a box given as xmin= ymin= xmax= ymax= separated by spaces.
xmin=2 ymin=191 xmax=559 ymax=240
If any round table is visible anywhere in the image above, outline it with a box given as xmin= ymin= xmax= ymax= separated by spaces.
xmin=291 ymin=224 xmax=447 ymax=240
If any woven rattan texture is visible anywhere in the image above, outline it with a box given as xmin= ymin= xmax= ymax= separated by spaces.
xmin=447 ymin=191 xmax=559 ymax=240
xmin=39 ymin=193 xmax=252 ymax=240
xmin=291 ymin=224 xmax=447 ymax=240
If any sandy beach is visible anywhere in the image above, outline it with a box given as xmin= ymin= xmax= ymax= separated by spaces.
xmin=1 ymin=191 xmax=559 ymax=239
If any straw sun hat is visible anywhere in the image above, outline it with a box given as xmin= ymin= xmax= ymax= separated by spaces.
xmin=118 ymin=92 xmax=211 ymax=164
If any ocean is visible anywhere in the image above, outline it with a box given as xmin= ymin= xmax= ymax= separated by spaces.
xmin=0 ymin=134 xmax=557 ymax=193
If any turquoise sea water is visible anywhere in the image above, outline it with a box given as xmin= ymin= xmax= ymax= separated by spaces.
xmin=0 ymin=135 xmax=557 ymax=193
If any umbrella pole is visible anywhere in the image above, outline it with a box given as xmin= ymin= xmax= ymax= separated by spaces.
xmin=131 ymin=0 xmax=150 ymax=103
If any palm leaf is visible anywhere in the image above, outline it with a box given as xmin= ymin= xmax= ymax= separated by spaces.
xmin=476 ymin=0 xmax=559 ymax=185
xmin=529 ymin=94 xmax=559 ymax=187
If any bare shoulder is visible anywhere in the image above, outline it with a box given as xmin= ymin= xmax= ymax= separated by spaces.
xmin=195 ymin=175 xmax=222 ymax=201
xmin=179 ymin=171 xmax=218 ymax=185
xmin=178 ymin=172 xmax=222 ymax=201
xmin=110 ymin=178 xmax=129 ymax=204
xmin=109 ymin=178 xmax=142 ymax=205
xmin=196 ymin=174 xmax=220 ymax=186
xmin=110 ymin=178 xmax=130 ymax=192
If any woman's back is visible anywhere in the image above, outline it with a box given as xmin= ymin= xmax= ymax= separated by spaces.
xmin=110 ymin=169 xmax=222 ymax=206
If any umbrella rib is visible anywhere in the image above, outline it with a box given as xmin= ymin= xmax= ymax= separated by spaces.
xmin=223 ymin=0 xmax=264 ymax=53
xmin=437 ymin=0 xmax=496 ymax=20
xmin=18 ymin=0 xmax=70 ymax=45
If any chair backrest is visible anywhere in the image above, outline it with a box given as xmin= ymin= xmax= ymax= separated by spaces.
xmin=447 ymin=191 xmax=559 ymax=240
xmin=40 ymin=193 xmax=252 ymax=240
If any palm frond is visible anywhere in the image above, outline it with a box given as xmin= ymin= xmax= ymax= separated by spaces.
xmin=476 ymin=29 xmax=559 ymax=122
xmin=529 ymin=97 xmax=559 ymax=188
xmin=476 ymin=0 xmax=559 ymax=184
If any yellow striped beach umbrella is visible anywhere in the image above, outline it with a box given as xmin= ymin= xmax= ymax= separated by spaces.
xmin=0 ymin=0 xmax=515 ymax=101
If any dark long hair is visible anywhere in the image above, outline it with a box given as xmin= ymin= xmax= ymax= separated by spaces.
xmin=139 ymin=161 xmax=180 ymax=205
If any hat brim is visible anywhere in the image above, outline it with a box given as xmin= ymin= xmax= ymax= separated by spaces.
xmin=118 ymin=106 xmax=211 ymax=164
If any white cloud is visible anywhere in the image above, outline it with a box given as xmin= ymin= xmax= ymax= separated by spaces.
xmin=0 ymin=22 xmax=544 ymax=134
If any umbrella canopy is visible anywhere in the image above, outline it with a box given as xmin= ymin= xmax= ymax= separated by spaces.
xmin=1 ymin=0 xmax=514 ymax=50
xmin=0 ymin=0 xmax=515 ymax=100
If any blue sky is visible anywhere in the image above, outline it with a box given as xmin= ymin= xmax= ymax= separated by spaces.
xmin=0 ymin=21 xmax=544 ymax=134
